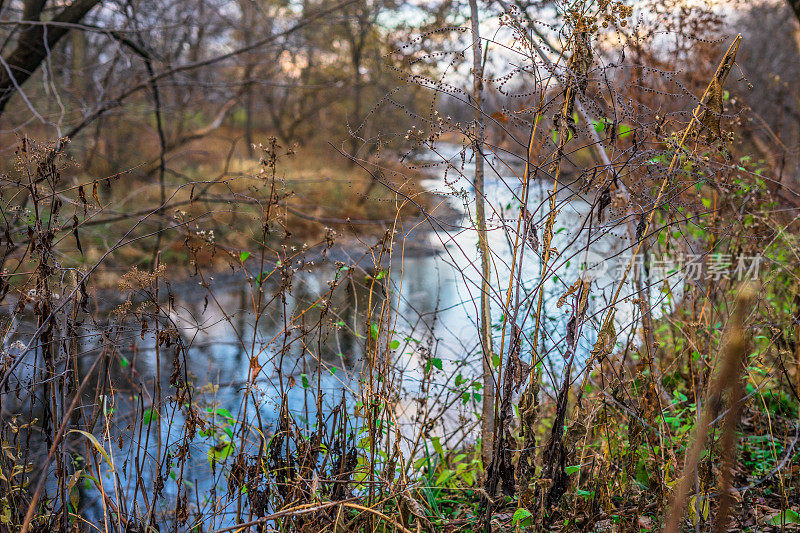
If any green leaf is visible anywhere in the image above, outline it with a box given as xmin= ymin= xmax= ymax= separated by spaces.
xmin=207 ymin=407 xmax=234 ymax=420
xmin=618 ymin=123 xmax=633 ymax=138
xmin=143 ymin=408 xmax=158 ymax=424
xmin=389 ymin=340 xmax=400 ymax=350
xmin=375 ymin=269 xmax=387 ymax=280
xmin=769 ymin=509 xmax=800 ymax=526
xmin=239 ymin=251 xmax=250 ymax=262
xmin=431 ymin=358 xmax=443 ymax=371
xmin=435 ymin=469 xmax=451 ymax=486
xmin=207 ymin=443 xmax=234 ymax=465
xmin=301 ymin=373 xmax=310 ymax=389
xmin=119 ymin=356 xmax=129 ymax=368
xmin=565 ymin=464 xmax=583 ymax=475
xmin=701 ymin=197 xmax=712 ymax=209
xmin=370 ymin=323 xmax=379 ymax=340
xmin=432 ymin=436 xmax=445 ymax=458
xmin=512 ymin=508 xmax=532 ymax=525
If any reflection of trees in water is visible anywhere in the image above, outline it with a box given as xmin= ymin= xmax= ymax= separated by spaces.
xmin=277 ymin=271 xmax=380 ymax=376
xmin=87 ymin=269 xmax=374 ymax=392
xmin=4 ymin=264 xmax=397 ymax=466
xmin=391 ymin=255 xmax=445 ymax=343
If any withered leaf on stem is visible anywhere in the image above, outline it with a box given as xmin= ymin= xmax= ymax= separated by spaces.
xmin=92 ymin=181 xmax=101 ymax=207
xmin=78 ymin=184 xmax=88 ymax=214
xmin=700 ymin=78 xmax=724 ymax=141
xmin=72 ymin=215 xmax=82 ymax=255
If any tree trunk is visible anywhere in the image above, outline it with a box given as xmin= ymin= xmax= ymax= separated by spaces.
xmin=240 ymin=0 xmax=255 ymax=156
xmin=350 ymin=45 xmax=363 ymax=163
xmin=0 ymin=0 xmax=101 ymax=116
xmin=244 ymin=71 xmax=254 ymax=156
xmin=469 ymin=0 xmax=495 ymax=469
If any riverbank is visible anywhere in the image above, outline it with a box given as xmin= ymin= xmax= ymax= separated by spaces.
xmin=0 ymin=135 xmax=463 ymax=292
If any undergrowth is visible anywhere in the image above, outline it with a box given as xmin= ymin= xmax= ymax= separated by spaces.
xmin=1 ymin=1 xmax=800 ymax=532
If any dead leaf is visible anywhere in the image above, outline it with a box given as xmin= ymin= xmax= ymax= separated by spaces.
xmin=69 ymin=430 xmax=114 ymax=471
xmin=490 ymin=111 xmax=509 ymax=123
